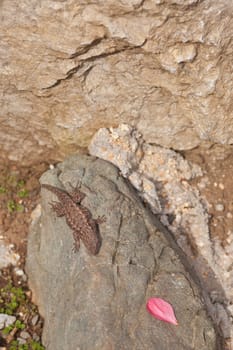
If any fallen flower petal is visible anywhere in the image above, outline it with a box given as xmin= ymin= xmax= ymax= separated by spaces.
xmin=146 ymin=297 xmax=178 ymax=325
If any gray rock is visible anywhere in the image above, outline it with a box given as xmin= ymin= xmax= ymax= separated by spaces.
xmin=215 ymin=204 xmax=225 ymax=212
xmin=19 ymin=331 xmax=30 ymax=339
xmin=26 ymin=155 xmax=217 ymax=349
xmin=0 ymin=241 xmax=20 ymax=269
xmin=31 ymin=315 xmax=39 ymax=326
xmin=17 ymin=338 xmax=27 ymax=345
xmin=32 ymin=333 xmax=40 ymax=342
xmin=0 ymin=314 xmax=16 ymax=329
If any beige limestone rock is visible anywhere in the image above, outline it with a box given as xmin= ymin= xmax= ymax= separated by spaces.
xmin=1 ymin=0 xmax=233 ymax=164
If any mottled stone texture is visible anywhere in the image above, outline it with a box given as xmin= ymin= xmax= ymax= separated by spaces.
xmin=1 ymin=0 xmax=233 ymax=164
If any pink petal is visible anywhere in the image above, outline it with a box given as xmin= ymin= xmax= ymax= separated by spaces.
xmin=146 ymin=297 xmax=178 ymax=325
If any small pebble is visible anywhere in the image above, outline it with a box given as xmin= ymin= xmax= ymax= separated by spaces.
xmin=219 ymin=183 xmax=224 ymax=190
xmin=197 ymin=176 xmax=209 ymax=189
xmin=31 ymin=315 xmax=39 ymax=326
xmin=0 ymin=314 xmax=16 ymax=329
xmin=32 ymin=333 xmax=40 ymax=341
xmin=226 ymin=212 xmax=232 ymax=219
xmin=215 ymin=203 xmax=224 ymax=211
xmin=20 ymin=331 xmax=30 ymax=339
xmin=14 ymin=267 xmax=25 ymax=277
xmin=17 ymin=338 xmax=27 ymax=345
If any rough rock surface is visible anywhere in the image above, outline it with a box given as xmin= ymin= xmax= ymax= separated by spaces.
xmin=1 ymin=1 xmax=233 ymax=164
xmin=26 ymin=155 xmax=217 ymax=349
xmin=0 ymin=241 xmax=19 ymax=268
xmin=89 ymin=124 xmax=232 ymax=344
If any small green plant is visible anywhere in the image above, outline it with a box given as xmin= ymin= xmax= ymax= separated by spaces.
xmin=2 ymin=319 xmax=25 ymax=336
xmin=8 ymin=338 xmax=45 ymax=350
xmin=7 ymin=200 xmax=24 ymax=213
xmin=17 ymin=180 xmax=25 ymax=188
xmin=16 ymin=203 xmax=25 ymax=212
xmin=7 ymin=199 xmax=16 ymax=213
xmin=17 ymin=189 xmax=29 ymax=199
xmin=9 ymin=340 xmax=29 ymax=350
xmin=0 ymin=185 xmax=7 ymax=193
xmin=11 ymin=285 xmax=26 ymax=301
xmin=9 ymin=340 xmax=19 ymax=350
xmin=30 ymin=340 xmax=45 ymax=350
xmin=0 ymin=283 xmax=26 ymax=314
xmin=7 ymin=174 xmax=18 ymax=187
xmin=2 ymin=323 xmax=14 ymax=335
xmin=15 ymin=319 xmax=25 ymax=330
xmin=1 ymin=175 xmax=28 ymax=213
xmin=0 ymin=283 xmax=45 ymax=349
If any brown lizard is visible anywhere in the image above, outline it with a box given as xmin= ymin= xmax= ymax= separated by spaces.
xmin=41 ymin=183 xmax=104 ymax=255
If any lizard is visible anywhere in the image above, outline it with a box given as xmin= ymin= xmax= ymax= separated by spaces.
xmin=41 ymin=183 xmax=104 ymax=255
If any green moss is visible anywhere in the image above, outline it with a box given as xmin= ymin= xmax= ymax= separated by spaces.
xmin=9 ymin=340 xmax=19 ymax=350
xmin=17 ymin=180 xmax=25 ymax=188
xmin=15 ymin=319 xmax=26 ymax=330
xmin=0 ymin=185 xmax=7 ymax=193
xmin=30 ymin=340 xmax=45 ymax=350
xmin=6 ymin=199 xmax=24 ymax=213
xmin=0 ymin=283 xmax=26 ymax=314
xmin=2 ymin=324 xmax=14 ymax=335
xmin=17 ymin=189 xmax=29 ymax=199
xmin=16 ymin=203 xmax=25 ymax=212
xmin=8 ymin=339 xmax=45 ymax=350
xmin=7 ymin=199 xmax=16 ymax=213
xmin=1 ymin=176 xmax=28 ymax=212
xmin=9 ymin=341 xmax=29 ymax=350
